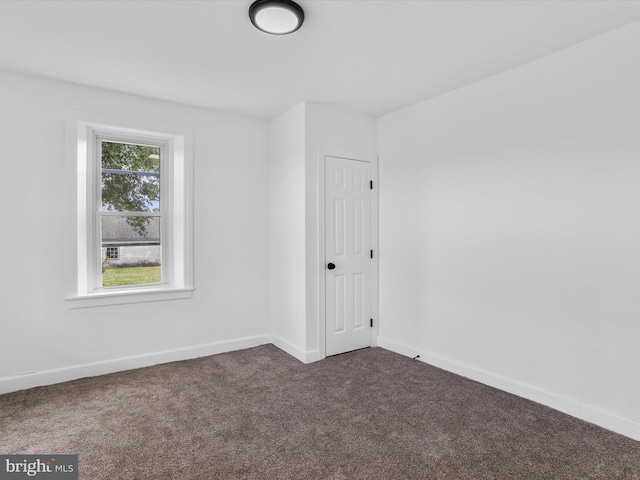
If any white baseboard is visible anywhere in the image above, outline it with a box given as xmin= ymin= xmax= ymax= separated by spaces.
xmin=270 ymin=334 xmax=319 ymax=364
xmin=0 ymin=334 xmax=271 ymax=395
xmin=378 ymin=336 xmax=640 ymax=442
xmin=6 ymin=333 xmax=635 ymax=441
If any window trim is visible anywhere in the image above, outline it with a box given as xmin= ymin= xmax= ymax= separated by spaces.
xmin=65 ymin=112 xmax=194 ymax=308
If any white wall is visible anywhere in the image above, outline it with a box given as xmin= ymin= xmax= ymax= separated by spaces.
xmin=304 ymin=103 xmax=377 ymax=358
xmin=377 ymin=21 xmax=640 ymax=440
xmin=0 ymin=72 xmax=271 ymax=392
xmin=0 ymin=77 xmax=375 ymax=389
xmin=269 ymin=102 xmax=377 ymax=362
xmin=269 ymin=103 xmax=307 ymax=359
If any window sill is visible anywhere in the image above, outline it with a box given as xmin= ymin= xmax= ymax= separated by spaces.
xmin=66 ymin=287 xmax=194 ymax=309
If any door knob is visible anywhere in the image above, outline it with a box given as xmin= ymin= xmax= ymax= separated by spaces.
xmin=327 ymin=263 xmax=336 ymax=270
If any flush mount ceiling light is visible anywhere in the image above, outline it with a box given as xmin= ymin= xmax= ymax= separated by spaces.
xmin=249 ymin=0 xmax=305 ymax=35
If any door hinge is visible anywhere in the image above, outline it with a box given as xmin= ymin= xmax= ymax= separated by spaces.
xmin=370 ymin=318 xmax=373 ymax=328
xmin=370 ymin=180 xmax=373 ymax=190
xmin=370 ymin=250 xmax=373 ymax=259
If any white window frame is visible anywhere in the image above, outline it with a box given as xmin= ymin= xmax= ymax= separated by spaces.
xmin=66 ymin=112 xmax=194 ymax=308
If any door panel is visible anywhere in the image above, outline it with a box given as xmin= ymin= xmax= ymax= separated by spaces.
xmin=325 ymin=156 xmax=371 ymax=356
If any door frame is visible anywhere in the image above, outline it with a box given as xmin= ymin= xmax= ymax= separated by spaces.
xmin=318 ymin=147 xmax=379 ymax=359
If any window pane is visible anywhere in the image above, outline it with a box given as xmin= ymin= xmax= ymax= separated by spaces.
xmin=101 ymin=216 xmax=161 ymax=287
xmin=101 ymin=142 xmax=160 ymax=212
xmin=101 ymin=172 xmax=159 ymax=212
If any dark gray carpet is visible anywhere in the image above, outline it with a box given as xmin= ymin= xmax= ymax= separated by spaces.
xmin=1 ymin=345 xmax=639 ymax=479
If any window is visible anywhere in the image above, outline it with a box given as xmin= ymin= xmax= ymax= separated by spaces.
xmin=66 ymin=113 xmax=194 ymax=308
xmin=99 ymin=140 xmax=162 ymax=287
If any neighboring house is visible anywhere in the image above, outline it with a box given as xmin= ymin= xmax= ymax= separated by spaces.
xmin=101 ymin=216 xmax=161 ymax=268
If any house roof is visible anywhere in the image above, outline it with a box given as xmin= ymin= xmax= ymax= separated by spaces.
xmin=101 ymin=216 xmax=160 ymax=245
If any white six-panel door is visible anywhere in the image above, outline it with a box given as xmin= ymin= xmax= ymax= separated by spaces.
xmin=325 ymin=155 xmax=372 ymax=356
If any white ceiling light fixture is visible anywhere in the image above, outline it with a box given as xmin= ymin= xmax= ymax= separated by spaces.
xmin=249 ymin=0 xmax=305 ymax=35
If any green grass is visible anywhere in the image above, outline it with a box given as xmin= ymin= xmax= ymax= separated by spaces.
xmin=102 ymin=266 xmax=161 ymax=287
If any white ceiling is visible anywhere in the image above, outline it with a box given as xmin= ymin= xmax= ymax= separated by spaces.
xmin=1 ymin=0 xmax=640 ymax=119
